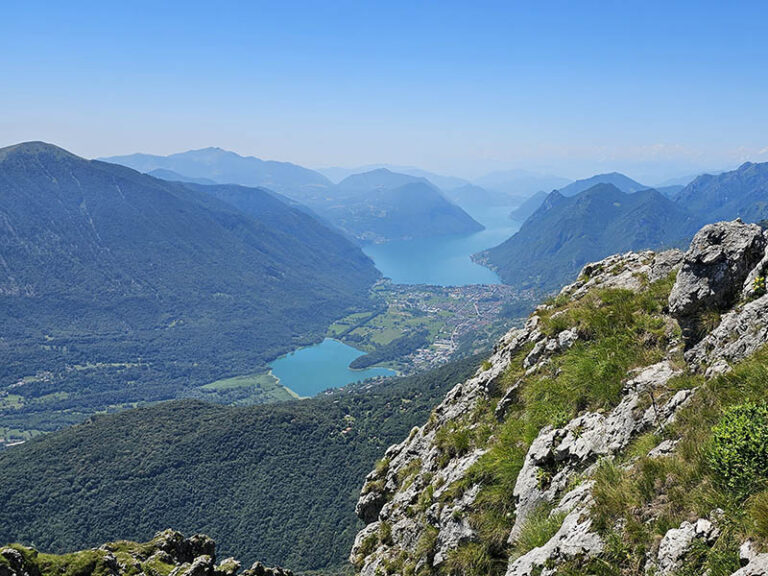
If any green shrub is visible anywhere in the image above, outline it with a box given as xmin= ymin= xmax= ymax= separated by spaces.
xmin=396 ymin=458 xmax=423 ymax=489
xmin=709 ymin=402 xmax=768 ymax=495
xmin=413 ymin=525 xmax=439 ymax=566
xmin=754 ymin=276 xmax=766 ymax=297
xmin=375 ymin=457 xmax=391 ymax=475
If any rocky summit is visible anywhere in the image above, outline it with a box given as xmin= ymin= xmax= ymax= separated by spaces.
xmin=0 ymin=531 xmax=291 ymax=576
xmin=351 ymin=219 xmax=768 ymax=576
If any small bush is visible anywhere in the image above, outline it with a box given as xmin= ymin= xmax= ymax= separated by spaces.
xmin=414 ymin=525 xmax=438 ymax=565
xmin=396 ymin=458 xmax=423 ymax=489
xmin=754 ymin=276 xmax=766 ymax=297
xmin=375 ymin=457 xmax=390 ymax=475
xmin=709 ymin=402 xmax=768 ymax=496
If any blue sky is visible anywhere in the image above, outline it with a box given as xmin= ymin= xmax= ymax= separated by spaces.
xmin=1 ymin=0 xmax=767 ymax=182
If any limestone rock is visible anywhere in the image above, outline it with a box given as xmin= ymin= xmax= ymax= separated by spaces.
xmin=649 ymin=249 xmax=685 ymax=283
xmin=153 ymin=530 xmax=216 ymax=565
xmin=559 ymin=251 xmax=655 ymax=301
xmin=669 ymin=220 xmax=766 ymax=341
xmin=731 ymin=541 xmax=768 ymax=576
xmin=687 ymin=293 xmax=768 ymax=371
xmin=510 ymin=362 xmax=678 ymax=538
xmin=648 ymin=518 xmax=719 ymax=575
xmin=214 ymin=558 xmax=241 ymax=576
xmin=506 ymin=483 xmax=602 ymax=576
xmin=241 ymin=562 xmax=293 ymax=576
xmin=0 ymin=532 xmax=287 ymax=576
xmin=350 ymin=221 xmax=768 ymax=576
xmin=173 ymin=555 xmax=215 ymax=576
xmin=647 ymin=439 xmax=678 ymax=458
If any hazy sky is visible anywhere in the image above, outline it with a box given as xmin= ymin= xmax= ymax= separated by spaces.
xmin=2 ymin=0 xmax=767 ymax=183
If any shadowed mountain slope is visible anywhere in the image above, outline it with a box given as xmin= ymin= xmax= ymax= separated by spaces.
xmin=0 ymin=142 xmax=379 ymax=431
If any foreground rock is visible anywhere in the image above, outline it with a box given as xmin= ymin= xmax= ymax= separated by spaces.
xmin=669 ymin=220 xmax=766 ymax=342
xmin=0 ymin=531 xmax=292 ymax=576
xmin=351 ymin=219 xmax=768 ymax=576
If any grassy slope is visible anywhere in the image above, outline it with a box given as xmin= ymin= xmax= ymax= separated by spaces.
xmin=355 ymin=270 xmax=682 ymax=575
xmin=359 ymin=266 xmax=768 ymax=576
xmin=571 ymin=346 xmax=768 ymax=576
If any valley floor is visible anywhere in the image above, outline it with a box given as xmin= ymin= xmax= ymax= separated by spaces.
xmin=328 ymin=280 xmax=536 ymax=374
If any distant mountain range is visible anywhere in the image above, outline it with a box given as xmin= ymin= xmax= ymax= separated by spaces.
xmin=674 ymin=161 xmax=768 ymax=223
xmin=442 ymin=183 xmax=518 ymax=208
xmin=108 ymin=151 xmax=483 ymax=243
xmin=507 ymin=172 xmax=649 ymax=222
xmin=481 ymin=161 xmax=768 ymax=291
xmin=316 ymin=169 xmax=483 ymax=242
xmin=0 ymin=142 xmax=379 ymax=431
xmin=473 ymin=169 xmax=572 ymax=198
xmin=146 ymin=168 xmax=217 ymax=185
xmin=509 ymin=190 xmax=549 ymax=221
xmin=102 ymin=147 xmax=332 ymax=197
xmin=557 ymin=171 xmax=647 ymax=196
xmin=318 ymin=164 xmax=469 ymax=191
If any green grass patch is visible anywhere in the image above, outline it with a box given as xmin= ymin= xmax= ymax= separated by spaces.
xmin=511 ymin=504 xmax=567 ymax=559
xmin=442 ymin=274 xmax=678 ymax=575
xmin=198 ymin=372 xmax=293 ymax=404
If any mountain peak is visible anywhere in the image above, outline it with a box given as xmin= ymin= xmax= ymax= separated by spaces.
xmin=557 ymin=172 xmax=646 ymax=197
xmin=579 ymin=182 xmax=623 ymax=195
xmin=0 ymin=141 xmax=80 ymax=162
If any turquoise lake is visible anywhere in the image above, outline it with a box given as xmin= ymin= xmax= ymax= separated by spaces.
xmin=362 ymin=203 xmax=521 ymax=286
xmin=269 ymin=338 xmax=395 ymax=397
xmin=271 ymin=204 xmax=522 ymax=396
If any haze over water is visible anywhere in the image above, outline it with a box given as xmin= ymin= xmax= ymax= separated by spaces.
xmin=362 ymin=204 xmax=522 ymax=286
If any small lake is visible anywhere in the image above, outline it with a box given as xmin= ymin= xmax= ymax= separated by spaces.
xmin=362 ymin=204 xmax=521 ymax=286
xmin=269 ymin=338 xmax=395 ymax=397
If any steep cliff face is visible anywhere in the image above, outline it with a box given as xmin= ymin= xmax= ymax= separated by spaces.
xmin=352 ymin=219 xmax=768 ymax=576
xmin=0 ymin=531 xmax=291 ymax=576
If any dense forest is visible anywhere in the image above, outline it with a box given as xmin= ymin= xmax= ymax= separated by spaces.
xmin=0 ymin=354 xmax=482 ymax=573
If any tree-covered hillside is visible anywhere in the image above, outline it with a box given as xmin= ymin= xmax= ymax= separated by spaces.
xmin=477 ymin=184 xmax=695 ymax=291
xmin=674 ymin=161 xmax=768 ymax=224
xmin=0 ymin=355 xmax=482 ymax=573
xmin=483 ymin=162 xmax=768 ymax=295
xmin=0 ymin=142 xmax=379 ymax=435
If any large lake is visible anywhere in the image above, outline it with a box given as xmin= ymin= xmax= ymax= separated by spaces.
xmin=270 ymin=204 xmax=521 ymax=396
xmin=362 ymin=204 xmax=521 ymax=285
xmin=269 ymin=338 xmax=395 ymax=397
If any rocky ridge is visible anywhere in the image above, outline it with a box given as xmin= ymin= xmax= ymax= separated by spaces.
xmin=352 ymin=219 xmax=768 ymax=576
xmin=0 ymin=531 xmax=291 ymax=576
